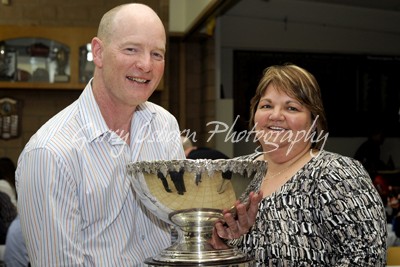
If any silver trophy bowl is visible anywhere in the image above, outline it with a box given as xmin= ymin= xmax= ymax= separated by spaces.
xmin=127 ymin=159 xmax=267 ymax=266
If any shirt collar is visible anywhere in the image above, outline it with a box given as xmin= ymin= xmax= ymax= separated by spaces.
xmin=77 ymin=80 xmax=157 ymax=143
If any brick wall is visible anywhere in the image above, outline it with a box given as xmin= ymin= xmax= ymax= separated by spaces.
xmin=0 ymin=89 xmax=81 ymax=163
xmin=0 ymin=0 xmax=168 ymax=27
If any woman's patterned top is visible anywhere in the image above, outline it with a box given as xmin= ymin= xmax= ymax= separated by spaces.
xmin=237 ymin=150 xmax=387 ymax=266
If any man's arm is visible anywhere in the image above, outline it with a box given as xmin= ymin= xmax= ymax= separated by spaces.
xmin=17 ymin=148 xmax=82 ymax=266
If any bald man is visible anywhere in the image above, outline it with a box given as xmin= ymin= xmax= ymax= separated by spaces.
xmin=16 ymin=4 xmax=262 ymax=265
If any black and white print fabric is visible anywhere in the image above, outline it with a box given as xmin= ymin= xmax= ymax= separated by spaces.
xmin=237 ymin=150 xmax=387 ymax=266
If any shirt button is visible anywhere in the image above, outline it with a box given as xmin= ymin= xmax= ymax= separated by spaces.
xmin=141 ymin=235 xmax=145 ymax=240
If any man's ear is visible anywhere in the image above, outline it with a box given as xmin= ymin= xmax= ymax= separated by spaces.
xmin=91 ymin=37 xmax=103 ymax=68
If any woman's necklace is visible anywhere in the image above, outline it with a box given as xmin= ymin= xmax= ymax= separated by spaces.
xmin=263 ymin=150 xmax=309 ymax=182
xmin=264 ymin=165 xmax=293 ymax=181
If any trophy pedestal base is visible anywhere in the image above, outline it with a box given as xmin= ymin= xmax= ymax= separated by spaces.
xmin=144 ymin=256 xmax=253 ymax=266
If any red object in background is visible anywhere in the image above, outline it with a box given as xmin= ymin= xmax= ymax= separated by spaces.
xmin=27 ymin=43 xmax=50 ymax=57
xmin=373 ymin=175 xmax=389 ymax=198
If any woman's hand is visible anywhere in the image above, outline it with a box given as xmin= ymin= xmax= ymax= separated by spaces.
xmin=214 ymin=191 xmax=263 ymax=241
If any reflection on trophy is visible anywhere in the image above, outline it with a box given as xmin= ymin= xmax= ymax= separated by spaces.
xmin=54 ymin=47 xmax=69 ymax=82
xmin=127 ymin=159 xmax=267 ymax=266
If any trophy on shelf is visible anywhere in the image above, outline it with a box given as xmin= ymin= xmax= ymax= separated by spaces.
xmin=54 ymin=47 xmax=69 ymax=82
xmin=127 ymin=159 xmax=267 ymax=267
xmin=0 ymin=42 xmax=16 ymax=81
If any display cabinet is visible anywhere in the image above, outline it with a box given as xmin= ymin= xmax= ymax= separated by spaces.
xmin=0 ymin=25 xmax=97 ymax=90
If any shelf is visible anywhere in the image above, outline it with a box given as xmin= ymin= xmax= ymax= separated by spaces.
xmin=0 ymin=81 xmax=84 ymax=90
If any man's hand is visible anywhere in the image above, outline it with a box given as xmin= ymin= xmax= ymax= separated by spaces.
xmin=212 ymin=191 xmax=263 ymax=247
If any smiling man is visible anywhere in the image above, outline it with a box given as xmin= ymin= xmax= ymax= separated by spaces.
xmin=15 ymin=4 xmax=185 ymax=266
